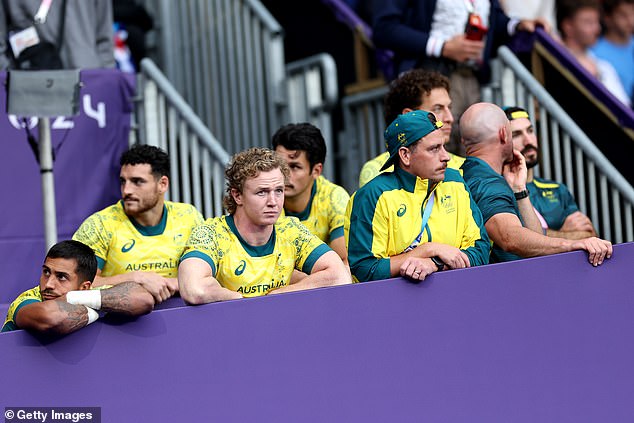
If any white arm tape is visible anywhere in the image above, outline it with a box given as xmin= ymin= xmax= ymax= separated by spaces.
xmin=66 ymin=290 xmax=102 ymax=310
xmin=84 ymin=306 xmax=99 ymax=325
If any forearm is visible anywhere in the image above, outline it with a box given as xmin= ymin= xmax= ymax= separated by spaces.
xmin=271 ymin=269 xmax=347 ymax=294
xmin=495 ymin=226 xmax=572 ymax=258
xmin=17 ymin=301 xmax=92 ymax=336
xmin=516 ymin=198 xmax=543 ymax=234
xmin=100 ymin=282 xmax=154 ymax=315
xmin=546 ymin=228 xmax=595 ymax=240
xmin=180 ymin=276 xmax=242 ymax=304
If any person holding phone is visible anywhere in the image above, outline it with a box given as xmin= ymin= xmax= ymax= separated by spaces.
xmin=372 ymin=0 xmax=547 ymax=155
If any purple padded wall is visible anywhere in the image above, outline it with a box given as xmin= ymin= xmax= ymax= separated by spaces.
xmin=1 ymin=243 xmax=633 ymax=422
xmin=0 ymin=70 xmax=134 ymax=302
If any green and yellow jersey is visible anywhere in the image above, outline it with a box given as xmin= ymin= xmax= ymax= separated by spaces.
xmin=346 ymin=167 xmax=490 ymax=282
xmin=282 ymin=176 xmax=350 ymax=243
xmin=73 ymin=201 xmax=203 ymax=277
xmin=180 ymin=215 xmax=331 ymax=297
xmin=2 ymin=286 xmax=41 ymax=332
xmin=2 ymin=285 xmax=109 ymax=332
xmin=358 ymin=151 xmax=465 ymax=188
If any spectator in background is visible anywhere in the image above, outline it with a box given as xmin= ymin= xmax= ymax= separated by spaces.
xmin=0 ymin=0 xmax=115 ymax=69
xmin=113 ymin=0 xmax=153 ymax=71
xmin=591 ymin=0 xmax=634 ymax=105
xmin=272 ymin=123 xmax=350 ymax=267
xmin=2 ymin=240 xmax=154 ymax=335
xmin=346 ymin=110 xmax=490 ymax=283
xmin=557 ymin=0 xmax=631 ymax=106
xmin=73 ymin=145 xmax=204 ymax=305
xmin=504 ymin=106 xmax=597 ymax=239
xmin=460 ymin=102 xmax=611 ymax=265
xmin=358 ymin=69 xmax=463 ymax=188
xmin=178 ymin=148 xmax=350 ymax=304
xmin=500 ymin=0 xmax=556 ymax=35
xmin=372 ymin=0 xmax=547 ymax=154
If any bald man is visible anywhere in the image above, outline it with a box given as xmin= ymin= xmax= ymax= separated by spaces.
xmin=460 ymin=102 xmax=612 ymax=266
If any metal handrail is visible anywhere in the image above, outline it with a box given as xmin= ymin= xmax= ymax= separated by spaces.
xmin=139 ymin=59 xmax=231 ymax=165
xmin=497 ymin=46 xmax=634 ymax=205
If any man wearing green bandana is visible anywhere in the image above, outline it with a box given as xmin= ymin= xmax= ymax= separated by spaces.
xmin=344 ymin=110 xmax=490 ymax=283
xmin=504 ymin=106 xmax=597 ymax=240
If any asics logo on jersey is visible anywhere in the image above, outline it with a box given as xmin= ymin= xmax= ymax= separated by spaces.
xmin=235 ymin=260 xmax=246 ymax=276
xmin=397 ymin=204 xmax=407 ymax=217
xmin=122 ymin=239 xmax=136 ymax=253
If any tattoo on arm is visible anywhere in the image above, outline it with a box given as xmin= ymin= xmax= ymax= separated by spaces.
xmin=100 ymin=282 xmax=134 ymax=314
xmin=55 ymin=301 xmax=88 ymax=334
xmin=100 ymin=281 xmax=152 ymax=316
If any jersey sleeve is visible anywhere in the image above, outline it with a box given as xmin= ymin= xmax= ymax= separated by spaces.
xmin=284 ymin=218 xmax=331 ymax=274
xmin=180 ymin=220 xmax=220 ymax=276
xmin=2 ymin=287 xmax=41 ymax=332
xmin=72 ymin=214 xmax=111 ymax=269
xmin=457 ymin=184 xmax=491 ymax=266
xmin=558 ymin=184 xmax=580 ymax=218
xmin=471 ymin=177 xmax=517 ymax=223
xmin=345 ymin=188 xmax=392 ymax=282
xmin=328 ymin=184 xmax=350 ymax=242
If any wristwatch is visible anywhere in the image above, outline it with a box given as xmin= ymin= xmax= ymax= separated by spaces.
xmin=514 ymin=189 xmax=529 ymax=200
xmin=430 ymin=256 xmax=445 ymax=271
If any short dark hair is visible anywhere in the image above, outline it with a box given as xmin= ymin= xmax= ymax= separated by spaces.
xmin=384 ymin=69 xmax=451 ymax=126
xmin=120 ymin=145 xmax=170 ymax=179
xmin=271 ymin=123 xmax=326 ymax=169
xmin=602 ymin=0 xmax=634 ymax=15
xmin=46 ymin=240 xmax=97 ymax=282
xmin=556 ymin=0 xmax=600 ymax=35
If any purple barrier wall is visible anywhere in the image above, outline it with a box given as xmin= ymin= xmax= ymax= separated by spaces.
xmin=0 ymin=70 xmax=134 ymax=302
xmin=1 ymin=243 xmax=633 ymax=422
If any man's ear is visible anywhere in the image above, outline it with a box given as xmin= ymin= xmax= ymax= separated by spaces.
xmin=79 ymin=281 xmax=92 ymax=291
xmin=158 ymin=175 xmax=169 ymax=194
xmin=499 ymin=125 xmax=509 ymax=145
xmin=397 ymin=147 xmax=411 ymax=167
xmin=402 ymin=107 xmax=414 ymax=114
xmin=311 ymin=163 xmax=323 ymax=178
xmin=231 ymin=188 xmax=242 ymax=206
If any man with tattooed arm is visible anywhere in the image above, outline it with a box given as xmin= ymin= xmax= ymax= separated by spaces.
xmin=2 ymin=240 xmax=154 ymax=335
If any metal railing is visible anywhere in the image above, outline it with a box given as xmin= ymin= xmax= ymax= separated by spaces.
xmin=137 ymin=58 xmax=230 ymax=218
xmin=491 ymin=46 xmax=634 ymax=243
xmin=338 ymin=46 xmax=634 ymax=242
xmin=285 ymin=53 xmax=339 ymax=180
xmin=338 ymin=85 xmax=387 ymax=192
xmin=139 ymin=0 xmax=287 ymax=154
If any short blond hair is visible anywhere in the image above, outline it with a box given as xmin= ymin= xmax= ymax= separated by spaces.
xmin=223 ymin=147 xmax=290 ymax=214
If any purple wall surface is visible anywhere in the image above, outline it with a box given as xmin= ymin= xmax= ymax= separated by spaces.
xmin=1 ymin=243 xmax=633 ymax=422
xmin=0 ymin=69 xmax=134 ymax=302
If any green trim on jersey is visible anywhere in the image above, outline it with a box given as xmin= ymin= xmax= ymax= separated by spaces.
xmin=73 ymin=201 xmax=203 ymax=277
xmin=129 ymin=202 xmax=169 ymax=236
xmin=2 ymin=286 xmax=42 ymax=332
xmin=346 ymin=166 xmax=490 ymax=282
xmin=226 ymin=215 xmax=275 ymax=256
xmin=285 ymin=180 xmax=317 ymax=222
xmin=281 ymin=176 xmax=350 ymax=244
xmin=181 ymin=215 xmax=331 ymax=297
